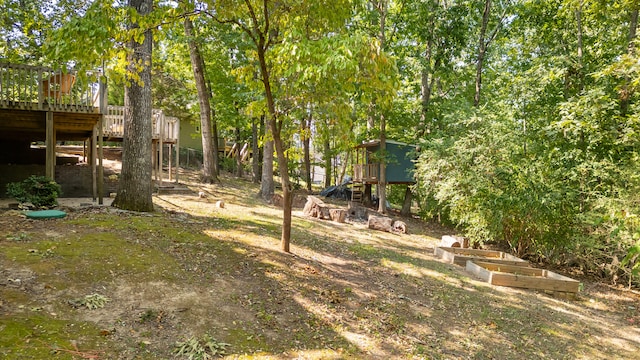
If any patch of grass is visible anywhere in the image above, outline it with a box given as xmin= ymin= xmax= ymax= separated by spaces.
xmin=69 ymin=294 xmax=110 ymax=310
xmin=6 ymin=233 xmax=30 ymax=241
xmin=173 ymin=333 xmax=229 ymax=359
xmin=225 ymin=327 xmax=269 ymax=352
xmin=1 ymin=232 xmax=184 ymax=288
xmin=0 ymin=315 xmax=111 ymax=359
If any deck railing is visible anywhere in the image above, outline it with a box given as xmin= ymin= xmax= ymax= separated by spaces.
xmin=353 ymin=163 xmax=379 ymax=183
xmin=0 ymin=63 xmax=101 ymax=112
xmin=103 ymin=105 xmax=179 ymax=142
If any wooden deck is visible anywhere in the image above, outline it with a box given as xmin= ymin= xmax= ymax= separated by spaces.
xmin=0 ymin=62 xmax=181 ymax=200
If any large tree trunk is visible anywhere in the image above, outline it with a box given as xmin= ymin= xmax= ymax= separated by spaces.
xmin=113 ymin=0 xmax=153 ymax=212
xmin=184 ymin=17 xmax=217 ymax=183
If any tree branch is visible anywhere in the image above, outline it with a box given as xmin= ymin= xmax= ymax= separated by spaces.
xmin=203 ymin=10 xmax=259 ymax=47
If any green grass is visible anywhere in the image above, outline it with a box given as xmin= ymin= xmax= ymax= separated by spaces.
xmin=0 ymin=315 xmax=108 ymax=359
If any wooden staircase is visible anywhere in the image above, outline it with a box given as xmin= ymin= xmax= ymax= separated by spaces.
xmin=351 ymin=182 xmax=364 ymax=202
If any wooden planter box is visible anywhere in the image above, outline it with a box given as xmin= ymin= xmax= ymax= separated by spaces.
xmin=434 ymin=247 xmax=528 ymax=267
xmin=466 ymin=260 xmax=580 ymax=294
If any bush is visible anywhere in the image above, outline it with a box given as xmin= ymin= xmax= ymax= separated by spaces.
xmin=6 ymin=175 xmax=62 ymax=208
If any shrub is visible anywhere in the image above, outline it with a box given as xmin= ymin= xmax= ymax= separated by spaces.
xmin=6 ymin=175 xmax=62 ymax=208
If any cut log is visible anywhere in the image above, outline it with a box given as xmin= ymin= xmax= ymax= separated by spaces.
xmin=392 ymin=220 xmax=407 ymax=234
xmin=303 ymin=195 xmax=331 ymax=219
xmin=271 ymin=194 xmax=283 ymax=207
xmin=292 ymin=194 xmax=308 ymax=208
xmin=347 ymin=201 xmax=367 ymax=220
xmin=440 ymin=235 xmax=468 ymax=248
xmin=368 ymin=215 xmax=393 ymax=232
xmin=329 ymin=209 xmax=346 ymax=223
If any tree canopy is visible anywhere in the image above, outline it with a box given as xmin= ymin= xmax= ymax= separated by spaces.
xmin=5 ymin=0 xmax=640 ymax=286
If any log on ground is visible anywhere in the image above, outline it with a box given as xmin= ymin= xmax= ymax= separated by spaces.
xmin=329 ymin=209 xmax=346 ymax=223
xmin=368 ymin=215 xmax=393 ymax=232
xmin=392 ymin=220 xmax=407 ymax=234
xmin=303 ymin=195 xmax=331 ymax=219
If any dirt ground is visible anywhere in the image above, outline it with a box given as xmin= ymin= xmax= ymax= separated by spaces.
xmin=1 ymin=169 xmax=640 ymax=359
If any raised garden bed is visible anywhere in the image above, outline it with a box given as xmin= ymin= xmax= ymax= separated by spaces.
xmin=466 ymin=260 xmax=580 ymax=294
xmin=434 ymin=247 xmax=528 ymax=267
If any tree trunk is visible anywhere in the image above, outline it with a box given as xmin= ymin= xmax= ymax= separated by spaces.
xmin=184 ymin=17 xmax=217 ymax=183
xmin=375 ymin=0 xmax=388 ymax=214
xmin=302 ymin=111 xmax=312 ymax=191
xmin=252 ymin=117 xmax=260 ymax=183
xmin=260 ymin=124 xmax=274 ymax=200
xmin=235 ymin=127 xmax=243 ymax=178
xmin=377 ymin=113 xmax=387 ymax=214
xmin=621 ymin=7 xmax=639 ymax=115
xmin=474 ymin=0 xmax=491 ymax=107
xmin=257 ymin=41 xmax=291 ymax=252
xmin=400 ymin=185 xmax=412 ymax=216
xmin=323 ymin=139 xmax=331 ymax=188
xmin=338 ymin=151 xmax=349 ymax=185
xmin=112 ymin=0 xmax=153 ymax=212
xmin=211 ymin=108 xmax=219 ymax=176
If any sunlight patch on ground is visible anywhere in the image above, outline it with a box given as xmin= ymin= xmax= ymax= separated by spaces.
xmin=204 ymin=229 xmax=279 ymax=249
xmin=291 ymin=294 xmax=384 ymax=357
xmin=381 ymin=258 xmax=424 ymax=278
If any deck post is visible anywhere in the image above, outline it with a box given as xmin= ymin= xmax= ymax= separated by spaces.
xmin=168 ymin=144 xmax=172 ymax=182
xmin=91 ymin=125 xmax=97 ymax=201
xmin=175 ymin=126 xmax=180 ymax=183
xmin=98 ymin=115 xmax=104 ymax=205
xmin=97 ymin=75 xmax=106 ymax=204
xmin=45 ymin=111 xmax=56 ymax=180
xmin=159 ymin=112 xmax=164 ymax=185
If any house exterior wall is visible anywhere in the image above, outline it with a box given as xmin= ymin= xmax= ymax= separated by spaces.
xmin=180 ymin=121 xmax=203 ymax=150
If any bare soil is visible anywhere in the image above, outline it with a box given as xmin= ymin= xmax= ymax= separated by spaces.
xmin=1 ymin=168 xmax=639 ymax=359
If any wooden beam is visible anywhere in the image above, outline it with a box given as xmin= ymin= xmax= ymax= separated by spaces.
xmin=45 ymin=111 xmax=55 ymax=179
xmin=466 ymin=260 xmax=580 ymax=293
xmin=91 ymin=124 xmax=97 ymax=201
xmin=175 ymin=127 xmax=180 ymax=183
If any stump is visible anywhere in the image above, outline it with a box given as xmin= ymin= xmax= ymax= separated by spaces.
xmin=215 ymin=200 xmax=225 ymax=209
xmin=292 ymin=194 xmax=308 ymax=208
xmin=271 ymin=194 xmax=283 ymax=207
xmin=347 ymin=201 xmax=367 ymax=220
xmin=329 ymin=209 xmax=347 ymax=223
xmin=303 ymin=196 xmax=331 ymax=219
xmin=368 ymin=215 xmax=393 ymax=232
xmin=392 ymin=220 xmax=407 ymax=234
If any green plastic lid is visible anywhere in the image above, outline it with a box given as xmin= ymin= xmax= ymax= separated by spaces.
xmin=25 ymin=210 xmax=67 ymax=219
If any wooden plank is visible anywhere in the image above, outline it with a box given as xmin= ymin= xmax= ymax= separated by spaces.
xmin=434 ymin=247 xmax=528 ymax=267
xmin=466 ymin=260 xmax=580 ymax=293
